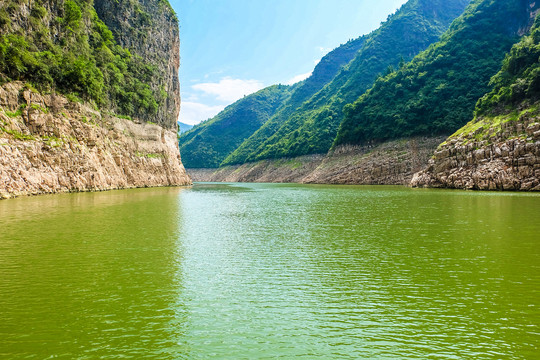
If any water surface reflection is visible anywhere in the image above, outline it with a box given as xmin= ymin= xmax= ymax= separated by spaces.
xmin=0 ymin=184 xmax=539 ymax=359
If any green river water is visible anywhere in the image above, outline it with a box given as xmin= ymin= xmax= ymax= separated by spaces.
xmin=0 ymin=183 xmax=539 ymax=359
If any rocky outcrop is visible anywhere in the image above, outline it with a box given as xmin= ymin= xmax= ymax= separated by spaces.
xmin=188 ymin=137 xmax=443 ymax=185
xmin=0 ymin=82 xmax=190 ymax=200
xmin=94 ymin=0 xmax=180 ymax=128
xmin=412 ymin=109 xmax=540 ymax=191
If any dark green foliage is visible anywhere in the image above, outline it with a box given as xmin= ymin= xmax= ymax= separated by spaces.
xmin=476 ymin=15 xmax=540 ymax=114
xmin=64 ymin=0 xmax=82 ymax=29
xmin=222 ymin=36 xmax=366 ymax=166
xmin=225 ymin=0 xmax=470 ymax=165
xmin=0 ymin=0 xmax=162 ymax=118
xmin=179 ymin=85 xmax=292 ymax=168
xmin=335 ymin=0 xmax=537 ymax=147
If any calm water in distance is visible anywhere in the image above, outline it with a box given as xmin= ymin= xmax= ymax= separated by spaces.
xmin=0 ymin=183 xmax=539 ymax=359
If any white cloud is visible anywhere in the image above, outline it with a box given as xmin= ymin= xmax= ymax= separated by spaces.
xmin=179 ymin=101 xmax=225 ymax=125
xmin=192 ymin=77 xmax=264 ymax=103
xmin=318 ymin=46 xmax=331 ymax=54
xmin=286 ymin=72 xmax=312 ymax=85
xmin=184 ymin=94 xmax=200 ymax=102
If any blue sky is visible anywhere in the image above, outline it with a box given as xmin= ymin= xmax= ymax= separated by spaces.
xmin=169 ymin=0 xmax=408 ymax=125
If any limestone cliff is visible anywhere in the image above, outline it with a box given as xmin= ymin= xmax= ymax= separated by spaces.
xmin=0 ymin=82 xmax=190 ymax=199
xmin=0 ymin=0 xmax=190 ymax=198
xmin=412 ymin=11 xmax=540 ymax=191
xmin=411 ymin=107 xmax=540 ymax=191
xmin=0 ymin=0 xmax=182 ymax=126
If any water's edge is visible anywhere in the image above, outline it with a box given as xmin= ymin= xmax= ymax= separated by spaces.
xmin=0 ymin=82 xmax=192 ymax=200
xmin=188 ymin=137 xmax=444 ymax=185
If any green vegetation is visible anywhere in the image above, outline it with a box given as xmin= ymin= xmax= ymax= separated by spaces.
xmin=0 ymin=0 xmax=164 ymax=118
xmin=5 ymin=108 xmax=22 ymax=118
xmin=43 ymin=135 xmax=64 ymax=148
xmin=445 ymin=14 xmax=540 ymax=144
xmin=446 ymin=104 xmax=539 ymax=146
xmin=476 ymin=15 xmax=540 ymax=115
xmin=179 ymin=85 xmax=292 ymax=168
xmin=334 ymin=0 xmax=536 ymax=147
xmin=0 ymin=125 xmax=35 ymax=141
xmin=223 ymin=0 xmax=470 ymax=165
xmin=136 ymin=151 xmax=165 ymax=159
xmin=221 ymin=36 xmax=367 ymax=166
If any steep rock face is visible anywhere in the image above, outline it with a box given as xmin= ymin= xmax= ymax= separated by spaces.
xmin=0 ymin=82 xmax=190 ymax=199
xmin=94 ymin=0 xmax=180 ymax=128
xmin=411 ymin=108 xmax=540 ymax=191
xmin=0 ymin=1 xmax=189 ymax=199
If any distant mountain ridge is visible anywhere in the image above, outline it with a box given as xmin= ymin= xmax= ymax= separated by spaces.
xmin=334 ymin=0 xmax=539 ymax=147
xmin=178 ymin=122 xmax=193 ymax=134
xmin=222 ymin=0 xmax=471 ymax=165
xmin=179 ymin=32 xmax=367 ymax=168
xmin=179 ymin=85 xmax=292 ymax=168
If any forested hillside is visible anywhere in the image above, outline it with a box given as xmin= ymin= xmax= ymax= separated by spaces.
xmin=476 ymin=16 xmax=540 ymax=116
xmin=180 ymin=34 xmax=367 ymax=169
xmin=411 ymin=15 xmax=540 ymax=191
xmin=0 ymin=0 xmax=191 ymax=198
xmin=179 ymin=85 xmax=292 ymax=168
xmin=223 ymin=0 xmax=470 ymax=165
xmin=334 ymin=0 xmax=538 ymax=147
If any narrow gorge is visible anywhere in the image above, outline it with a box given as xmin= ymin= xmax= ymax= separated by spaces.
xmin=184 ymin=0 xmax=540 ymax=192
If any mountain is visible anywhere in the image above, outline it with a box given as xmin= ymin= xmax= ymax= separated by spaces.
xmin=334 ymin=0 xmax=538 ymax=147
xmin=180 ymin=34 xmax=368 ymax=169
xmin=178 ymin=122 xmax=193 ymax=134
xmin=412 ymin=12 xmax=540 ymax=191
xmin=216 ymin=37 xmax=368 ymax=166
xmin=222 ymin=0 xmax=471 ymax=165
xmin=0 ymin=0 xmax=190 ymax=199
xmin=179 ymin=85 xmax=292 ymax=168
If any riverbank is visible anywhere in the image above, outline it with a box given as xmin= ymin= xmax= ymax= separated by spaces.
xmin=188 ymin=136 xmax=444 ymax=185
xmin=412 ymin=107 xmax=540 ymax=191
xmin=0 ymin=82 xmax=191 ymax=200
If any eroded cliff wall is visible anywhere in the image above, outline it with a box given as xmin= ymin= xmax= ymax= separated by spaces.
xmin=0 ymin=1 xmax=190 ymax=198
xmin=411 ymin=107 xmax=540 ymax=191
xmin=93 ymin=0 xmax=181 ymax=128
xmin=0 ymin=82 xmax=190 ymax=199
xmin=188 ymin=137 xmax=443 ymax=185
